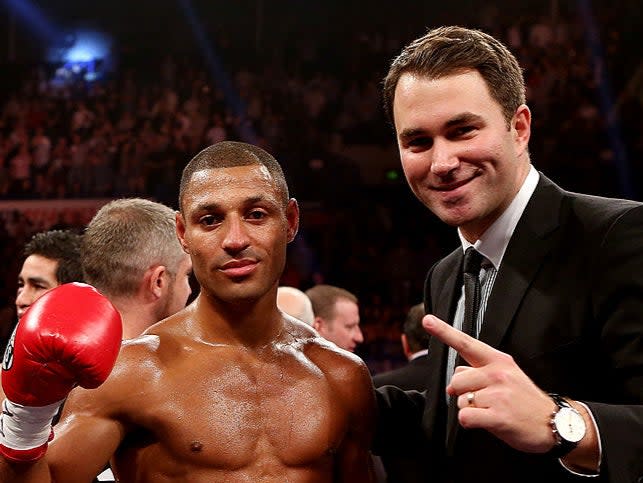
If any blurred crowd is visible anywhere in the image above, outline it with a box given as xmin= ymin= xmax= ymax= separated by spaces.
xmin=1 ymin=3 xmax=641 ymax=372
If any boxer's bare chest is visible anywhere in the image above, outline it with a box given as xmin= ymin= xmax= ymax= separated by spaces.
xmin=116 ymin=342 xmax=346 ymax=475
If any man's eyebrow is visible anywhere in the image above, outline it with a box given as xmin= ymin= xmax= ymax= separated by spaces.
xmin=245 ymin=195 xmax=272 ymax=205
xmin=193 ymin=195 xmax=276 ymax=213
xmin=193 ymin=201 xmax=221 ymax=213
xmin=444 ymin=112 xmax=484 ymax=127
xmin=24 ymin=276 xmax=52 ymax=286
xmin=398 ymin=128 xmax=426 ymax=142
xmin=398 ymin=113 xmax=484 ymax=141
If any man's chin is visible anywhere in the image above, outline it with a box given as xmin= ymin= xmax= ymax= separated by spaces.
xmin=433 ymin=205 xmax=474 ymax=228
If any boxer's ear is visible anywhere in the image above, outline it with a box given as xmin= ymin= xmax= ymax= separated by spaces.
xmin=286 ymin=198 xmax=299 ymax=243
xmin=176 ymin=212 xmax=190 ymax=254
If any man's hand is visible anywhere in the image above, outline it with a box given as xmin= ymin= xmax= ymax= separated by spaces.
xmin=423 ymin=314 xmax=555 ymax=453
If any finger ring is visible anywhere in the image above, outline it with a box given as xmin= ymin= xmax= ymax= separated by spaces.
xmin=466 ymin=391 xmax=476 ymax=406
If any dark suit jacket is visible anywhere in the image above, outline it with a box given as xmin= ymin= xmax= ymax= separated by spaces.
xmin=375 ymin=174 xmax=643 ymax=483
xmin=373 ymin=355 xmax=430 ymax=392
xmin=373 ymin=356 xmax=430 ymax=483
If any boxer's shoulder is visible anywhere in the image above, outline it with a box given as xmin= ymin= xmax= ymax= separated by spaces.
xmin=125 ymin=308 xmax=198 ymax=359
xmin=119 ymin=332 xmax=191 ymax=374
xmin=302 ymin=336 xmax=370 ymax=386
xmin=84 ymin=337 xmax=161 ymax=393
xmin=59 ymin=338 xmax=158 ymax=419
xmin=283 ymin=315 xmax=318 ymax=341
xmin=302 ymin=340 xmax=374 ymax=420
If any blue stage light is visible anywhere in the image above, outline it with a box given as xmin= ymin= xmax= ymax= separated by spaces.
xmin=46 ymin=29 xmax=113 ymax=83
xmin=62 ymin=30 xmax=111 ymax=63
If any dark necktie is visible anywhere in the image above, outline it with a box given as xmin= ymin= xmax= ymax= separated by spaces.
xmin=446 ymin=247 xmax=485 ymax=450
xmin=461 ymin=247 xmax=484 ymax=338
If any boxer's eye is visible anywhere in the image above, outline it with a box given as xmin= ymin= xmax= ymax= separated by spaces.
xmin=199 ymin=215 xmax=220 ymax=227
xmin=247 ymin=209 xmax=267 ymax=220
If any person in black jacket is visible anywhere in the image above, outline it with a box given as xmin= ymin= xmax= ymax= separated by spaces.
xmin=373 ymin=303 xmax=430 ymax=391
xmin=373 ymin=303 xmax=430 ymax=483
xmin=374 ymin=25 xmax=642 ymax=483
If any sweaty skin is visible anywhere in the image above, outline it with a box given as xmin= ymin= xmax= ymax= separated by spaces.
xmin=43 ymin=306 xmax=375 ymax=482
xmin=0 ymin=163 xmax=375 ymax=482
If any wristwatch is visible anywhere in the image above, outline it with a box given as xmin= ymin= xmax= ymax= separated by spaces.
xmin=547 ymin=393 xmax=586 ymax=458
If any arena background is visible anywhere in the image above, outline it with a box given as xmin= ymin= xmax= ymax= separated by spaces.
xmin=1 ymin=0 xmax=641 ymax=373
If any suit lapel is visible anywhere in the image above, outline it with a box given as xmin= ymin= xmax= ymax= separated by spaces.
xmin=423 ymin=250 xmax=462 ymax=446
xmin=439 ymin=175 xmax=565 ymax=452
xmin=479 ymin=175 xmax=562 ymax=348
xmin=433 ymin=254 xmax=462 ymax=320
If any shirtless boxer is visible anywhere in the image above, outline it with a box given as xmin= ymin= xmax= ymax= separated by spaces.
xmin=0 ymin=141 xmax=375 ymax=482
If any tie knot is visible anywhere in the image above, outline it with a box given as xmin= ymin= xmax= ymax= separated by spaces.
xmin=463 ymin=247 xmax=484 ymax=276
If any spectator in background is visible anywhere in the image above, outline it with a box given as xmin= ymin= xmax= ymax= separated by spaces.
xmin=80 ymin=198 xmax=193 ymax=482
xmin=1 ymin=228 xmax=83 ymax=373
xmin=30 ymin=127 xmax=51 ymax=179
xmin=15 ymin=229 xmax=83 ymax=320
xmin=306 ymin=284 xmax=364 ymax=353
xmin=276 ymin=286 xmax=315 ymax=326
xmin=8 ymin=143 xmax=32 ymax=197
xmin=81 ymin=198 xmax=193 ymax=340
xmin=373 ymin=303 xmax=430 ymax=391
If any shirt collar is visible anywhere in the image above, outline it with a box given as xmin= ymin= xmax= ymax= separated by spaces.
xmin=409 ymin=349 xmax=429 ymax=361
xmin=458 ymin=165 xmax=539 ymax=270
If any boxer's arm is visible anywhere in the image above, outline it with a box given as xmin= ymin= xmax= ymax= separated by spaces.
xmin=48 ymin=385 xmax=126 ymax=482
xmin=6 ymin=336 xmax=161 ymax=483
xmin=0 ymin=283 xmax=123 ymax=481
xmin=0 ymin=397 xmax=122 ymax=483
xmin=0 ymin=353 xmax=134 ymax=483
xmin=0 ymin=458 xmax=50 ymax=482
xmin=335 ymin=359 xmax=377 ymax=483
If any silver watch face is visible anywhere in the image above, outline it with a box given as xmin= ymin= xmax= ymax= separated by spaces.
xmin=554 ymin=407 xmax=586 ymax=443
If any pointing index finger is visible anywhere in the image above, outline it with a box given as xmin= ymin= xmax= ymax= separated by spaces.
xmin=423 ymin=314 xmax=500 ymax=367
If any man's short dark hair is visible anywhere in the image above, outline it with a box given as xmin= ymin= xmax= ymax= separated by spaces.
xmin=305 ymin=284 xmax=358 ymax=322
xmin=24 ymin=229 xmax=83 ymax=284
xmin=403 ymin=303 xmax=429 ymax=353
xmin=383 ymin=25 xmax=526 ymax=127
xmin=81 ymin=198 xmax=184 ymax=298
xmin=179 ymin=141 xmax=290 ymax=212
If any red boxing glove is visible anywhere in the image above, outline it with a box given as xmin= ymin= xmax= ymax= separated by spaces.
xmin=0 ymin=282 xmax=122 ymax=463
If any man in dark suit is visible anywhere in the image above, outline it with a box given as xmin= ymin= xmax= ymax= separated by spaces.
xmin=373 ymin=303 xmax=430 ymax=483
xmin=374 ymin=26 xmax=642 ymax=483
xmin=373 ymin=303 xmax=430 ymax=391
